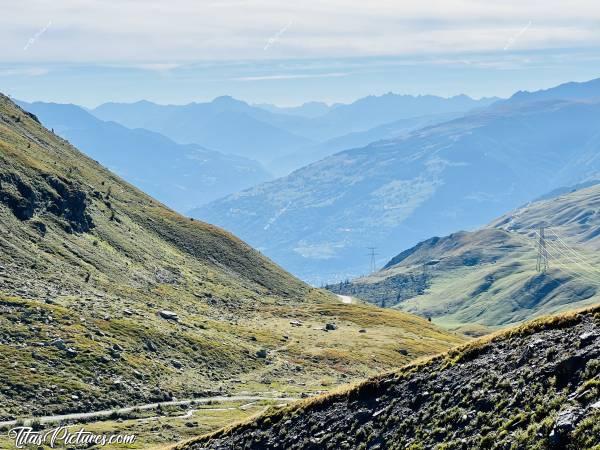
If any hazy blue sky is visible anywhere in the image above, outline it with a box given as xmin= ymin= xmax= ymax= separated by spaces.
xmin=3 ymin=1 xmax=600 ymax=106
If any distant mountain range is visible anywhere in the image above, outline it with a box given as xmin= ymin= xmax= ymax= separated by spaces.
xmin=17 ymin=101 xmax=271 ymax=212
xmin=193 ymin=77 xmax=600 ymax=284
xmin=506 ymin=77 xmax=600 ymax=105
xmin=288 ymin=93 xmax=498 ymax=141
xmin=93 ymin=96 xmax=312 ymax=166
xmin=270 ymin=112 xmax=463 ymax=174
xmin=17 ymin=92 xmax=495 ymax=218
xmin=92 ymin=93 xmax=496 ymax=174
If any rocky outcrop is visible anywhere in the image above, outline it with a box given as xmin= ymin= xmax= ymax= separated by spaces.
xmin=0 ymin=172 xmax=93 ymax=233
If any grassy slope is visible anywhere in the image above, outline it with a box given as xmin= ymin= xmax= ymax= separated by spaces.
xmin=328 ymin=186 xmax=600 ymax=334
xmin=181 ymin=304 xmax=600 ymax=450
xmin=0 ymin=94 xmax=464 ymax=421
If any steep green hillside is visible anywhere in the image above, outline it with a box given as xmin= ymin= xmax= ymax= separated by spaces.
xmin=0 ymin=93 xmax=464 ymax=422
xmin=182 ymin=305 xmax=600 ymax=450
xmin=328 ymin=184 xmax=600 ymax=335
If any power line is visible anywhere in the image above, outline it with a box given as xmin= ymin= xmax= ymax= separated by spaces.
xmin=533 ymin=230 xmax=600 ymax=285
xmin=537 ymin=231 xmax=598 ymax=280
xmin=547 ymin=229 xmax=600 ymax=274
xmin=513 ymin=228 xmax=599 ymax=285
xmin=528 ymin=233 xmax=577 ymax=276
xmin=536 ymin=226 xmax=549 ymax=273
xmin=550 ymin=241 xmax=598 ymax=283
xmin=540 ymin=242 xmax=599 ymax=286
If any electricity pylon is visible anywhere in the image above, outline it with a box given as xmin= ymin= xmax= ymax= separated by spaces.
xmin=536 ymin=226 xmax=549 ymax=273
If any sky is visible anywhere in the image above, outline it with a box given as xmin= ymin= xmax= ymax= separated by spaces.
xmin=2 ymin=0 xmax=600 ymax=106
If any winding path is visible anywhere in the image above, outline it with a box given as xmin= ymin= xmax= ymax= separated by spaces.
xmin=0 ymin=394 xmax=297 ymax=428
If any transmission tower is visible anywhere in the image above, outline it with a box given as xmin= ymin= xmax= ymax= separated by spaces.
xmin=536 ymin=226 xmax=549 ymax=272
xmin=367 ymin=247 xmax=379 ymax=273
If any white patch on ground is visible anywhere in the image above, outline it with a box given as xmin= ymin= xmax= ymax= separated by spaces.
xmin=503 ymin=202 xmax=532 ymax=230
xmin=264 ymin=201 xmax=292 ymax=230
xmin=336 ymin=294 xmax=353 ymax=304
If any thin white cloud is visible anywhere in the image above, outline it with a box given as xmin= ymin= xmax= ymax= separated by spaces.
xmin=2 ymin=1 xmax=600 ymax=62
xmin=99 ymin=63 xmax=182 ymax=72
xmin=0 ymin=67 xmax=50 ymax=77
xmin=233 ymin=72 xmax=348 ymax=81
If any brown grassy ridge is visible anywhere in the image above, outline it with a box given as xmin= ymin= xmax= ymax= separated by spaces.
xmin=174 ymin=302 xmax=600 ymax=449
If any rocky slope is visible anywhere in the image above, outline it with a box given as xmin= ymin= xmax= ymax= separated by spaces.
xmin=181 ymin=305 xmax=600 ymax=450
xmin=0 ymin=93 xmax=464 ymax=421
xmin=328 ymin=183 xmax=600 ymax=334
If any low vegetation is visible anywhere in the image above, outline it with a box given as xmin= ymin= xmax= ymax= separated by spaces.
xmin=181 ymin=305 xmax=600 ymax=449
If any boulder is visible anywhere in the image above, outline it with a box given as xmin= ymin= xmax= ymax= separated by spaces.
xmin=549 ymin=407 xmax=583 ymax=447
xmin=51 ymin=338 xmax=66 ymax=350
xmin=145 ymin=340 xmax=158 ymax=352
xmin=172 ymin=360 xmax=183 ymax=369
xmin=579 ymin=331 xmax=598 ymax=347
xmin=159 ymin=310 xmax=179 ymax=321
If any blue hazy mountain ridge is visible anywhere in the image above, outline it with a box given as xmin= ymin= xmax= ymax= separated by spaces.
xmin=271 ymin=112 xmax=464 ymax=174
xmin=92 ymin=94 xmax=497 ymax=173
xmin=505 ymin=77 xmax=600 ymax=104
xmin=18 ymin=101 xmax=271 ymax=212
xmin=193 ymin=97 xmax=600 ymax=284
xmin=92 ymin=96 xmax=313 ymax=163
xmin=295 ymin=93 xmax=498 ymax=139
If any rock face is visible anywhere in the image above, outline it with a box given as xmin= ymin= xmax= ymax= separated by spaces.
xmin=0 ymin=172 xmax=93 ymax=233
xmin=185 ymin=307 xmax=600 ymax=450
